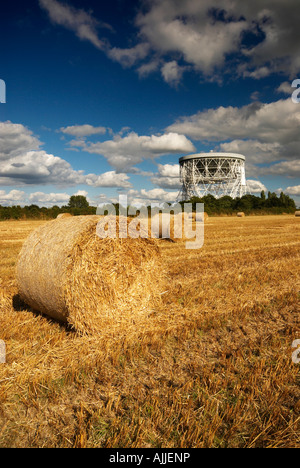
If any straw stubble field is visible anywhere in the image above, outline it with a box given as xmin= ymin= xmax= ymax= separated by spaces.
xmin=0 ymin=215 xmax=299 ymax=448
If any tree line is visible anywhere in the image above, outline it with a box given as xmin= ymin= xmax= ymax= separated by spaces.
xmin=0 ymin=195 xmax=97 ymax=220
xmin=0 ymin=191 xmax=297 ymax=221
xmin=100 ymin=191 xmax=296 ymax=217
xmin=181 ymin=191 xmax=296 ymax=215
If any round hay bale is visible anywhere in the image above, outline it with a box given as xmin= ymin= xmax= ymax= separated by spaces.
xmin=295 ymin=211 xmax=300 ymax=217
xmin=237 ymin=212 xmax=245 ymax=217
xmin=130 ymin=211 xmax=206 ymax=243
xmin=150 ymin=212 xmax=190 ymax=242
xmin=150 ymin=212 xmax=175 ymax=240
xmin=16 ymin=216 xmax=164 ymax=334
xmin=194 ymin=212 xmax=209 ymax=222
xmin=56 ymin=213 xmax=72 ymax=219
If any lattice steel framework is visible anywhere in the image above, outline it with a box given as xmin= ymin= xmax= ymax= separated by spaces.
xmin=178 ymin=152 xmax=248 ymax=201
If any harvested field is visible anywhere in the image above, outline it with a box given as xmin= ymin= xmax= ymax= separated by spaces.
xmin=0 ymin=215 xmax=299 ymax=448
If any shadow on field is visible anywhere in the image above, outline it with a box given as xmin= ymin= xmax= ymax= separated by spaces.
xmin=12 ymin=294 xmax=75 ymax=333
xmin=12 ymin=294 xmax=29 ymax=312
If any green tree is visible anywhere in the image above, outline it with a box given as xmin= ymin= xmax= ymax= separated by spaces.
xmin=25 ymin=204 xmax=41 ymax=219
xmin=68 ymin=195 xmax=89 ymax=210
xmin=218 ymin=196 xmax=234 ymax=212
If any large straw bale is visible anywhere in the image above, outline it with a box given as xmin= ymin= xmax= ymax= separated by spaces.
xmin=237 ymin=212 xmax=245 ymax=217
xmin=56 ymin=213 xmax=72 ymax=219
xmin=295 ymin=211 xmax=300 ymax=217
xmin=16 ymin=216 xmax=165 ymax=334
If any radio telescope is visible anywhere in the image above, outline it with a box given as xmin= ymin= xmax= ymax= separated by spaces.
xmin=178 ymin=152 xmax=248 ymax=201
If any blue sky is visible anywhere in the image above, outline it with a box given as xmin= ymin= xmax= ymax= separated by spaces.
xmin=0 ymin=0 xmax=300 ymax=207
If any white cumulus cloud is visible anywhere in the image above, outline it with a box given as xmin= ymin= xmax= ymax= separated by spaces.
xmin=28 ymin=191 xmax=70 ymax=205
xmin=39 ymin=0 xmax=111 ymax=50
xmin=0 ymin=121 xmax=133 ymax=189
xmin=127 ymin=188 xmax=178 ymax=206
xmin=246 ymin=180 xmax=267 ymax=194
xmin=60 ymin=124 xmax=107 ymax=137
xmin=76 ymin=131 xmax=195 ymax=172
xmin=284 ymin=185 xmax=300 ymax=196
xmin=39 ymin=0 xmax=300 ymax=84
xmin=166 ymin=98 xmax=300 ymax=178
xmin=0 ymin=190 xmax=26 ymax=205
xmin=151 ymin=163 xmax=181 ymax=189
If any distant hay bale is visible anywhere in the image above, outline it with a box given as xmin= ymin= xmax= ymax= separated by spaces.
xmin=150 ymin=212 xmax=191 ymax=242
xmin=295 ymin=211 xmax=300 ymax=217
xmin=184 ymin=212 xmax=209 ymax=222
xmin=149 ymin=211 xmax=206 ymax=243
xmin=150 ymin=212 xmax=179 ymax=241
xmin=56 ymin=213 xmax=72 ymax=219
xmin=237 ymin=212 xmax=245 ymax=217
xmin=16 ymin=216 xmax=164 ymax=334
xmin=194 ymin=212 xmax=209 ymax=222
